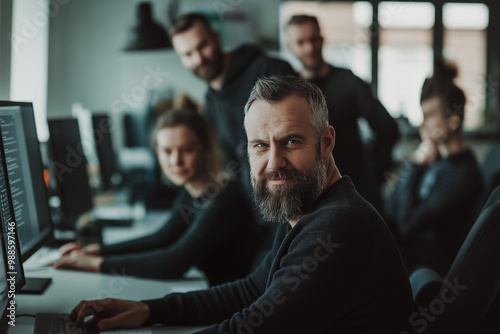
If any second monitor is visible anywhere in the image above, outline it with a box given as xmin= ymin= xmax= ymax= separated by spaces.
xmin=48 ymin=118 xmax=93 ymax=230
xmin=48 ymin=117 xmax=133 ymax=234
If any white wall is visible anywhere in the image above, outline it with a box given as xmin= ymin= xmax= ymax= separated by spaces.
xmin=47 ymin=0 xmax=282 ymax=117
xmin=10 ymin=0 xmax=49 ymax=141
xmin=0 ymin=0 xmax=14 ymax=100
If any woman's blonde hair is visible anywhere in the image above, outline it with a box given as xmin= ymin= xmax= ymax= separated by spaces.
xmin=151 ymin=96 xmax=223 ymax=178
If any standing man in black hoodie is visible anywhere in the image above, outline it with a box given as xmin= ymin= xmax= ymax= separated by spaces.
xmin=169 ymin=13 xmax=296 ymax=206
xmin=285 ymin=15 xmax=399 ymax=211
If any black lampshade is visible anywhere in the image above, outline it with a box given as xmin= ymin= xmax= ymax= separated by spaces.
xmin=123 ymin=2 xmax=171 ymax=51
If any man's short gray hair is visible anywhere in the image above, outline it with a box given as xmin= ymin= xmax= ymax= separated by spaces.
xmin=244 ymin=75 xmax=329 ymax=138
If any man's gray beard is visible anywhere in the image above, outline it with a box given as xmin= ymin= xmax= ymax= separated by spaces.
xmin=251 ymin=156 xmax=327 ymax=223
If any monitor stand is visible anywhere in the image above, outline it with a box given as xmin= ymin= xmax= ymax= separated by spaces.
xmin=19 ymin=277 xmax=52 ymax=294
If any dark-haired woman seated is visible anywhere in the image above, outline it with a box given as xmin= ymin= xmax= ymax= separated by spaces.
xmin=53 ymin=109 xmax=258 ymax=286
xmin=385 ymin=58 xmax=483 ymax=276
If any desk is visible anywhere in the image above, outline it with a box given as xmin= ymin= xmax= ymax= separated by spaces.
xmin=100 ymin=209 xmax=171 ymax=246
xmin=11 ymin=267 xmax=208 ymax=333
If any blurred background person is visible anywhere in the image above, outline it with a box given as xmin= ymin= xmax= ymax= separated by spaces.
xmin=385 ymin=58 xmax=483 ymax=276
xmin=285 ymin=14 xmax=399 ymax=212
xmin=53 ymin=105 xmax=258 ymax=286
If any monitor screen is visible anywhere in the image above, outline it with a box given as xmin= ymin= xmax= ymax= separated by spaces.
xmin=0 ymin=125 xmax=25 ymax=289
xmin=92 ymin=114 xmax=119 ymax=191
xmin=48 ymin=118 xmax=93 ymax=228
xmin=0 ymin=102 xmax=53 ymax=262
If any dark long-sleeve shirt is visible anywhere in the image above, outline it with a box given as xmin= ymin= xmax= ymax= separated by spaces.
xmin=310 ymin=65 xmax=399 ymax=187
xmin=386 ymin=149 xmax=484 ymax=275
xmin=203 ymin=45 xmax=296 ymax=201
xmin=100 ymin=179 xmax=258 ymax=286
xmin=142 ymin=177 xmax=413 ymax=333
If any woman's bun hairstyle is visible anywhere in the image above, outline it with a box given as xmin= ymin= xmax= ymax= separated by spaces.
xmin=420 ymin=58 xmax=466 ymax=124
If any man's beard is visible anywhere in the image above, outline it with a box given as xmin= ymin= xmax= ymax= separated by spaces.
xmin=251 ymin=153 xmax=327 ymax=223
xmin=193 ymin=49 xmax=224 ymax=82
xmin=301 ymin=52 xmax=324 ymax=73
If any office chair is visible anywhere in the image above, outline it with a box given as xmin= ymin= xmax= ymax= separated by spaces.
xmin=409 ymin=185 xmax=500 ymax=333
xmin=482 ymin=142 xmax=500 ymax=195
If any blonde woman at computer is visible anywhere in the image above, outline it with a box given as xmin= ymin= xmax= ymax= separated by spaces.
xmin=53 ymin=108 xmax=258 ymax=286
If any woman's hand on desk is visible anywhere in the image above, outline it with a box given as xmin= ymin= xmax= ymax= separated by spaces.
xmin=51 ymin=253 xmax=103 ymax=272
xmin=60 ymin=242 xmax=102 ymax=256
xmin=70 ymin=298 xmax=150 ymax=332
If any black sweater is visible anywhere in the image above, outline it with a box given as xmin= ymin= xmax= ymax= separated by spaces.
xmin=143 ymin=177 xmax=413 ymax=333
xmin=100 ymin=180 xmax=258 ymax=286
xmin=203 ymin=44 xmax=296 ymax=201
xmin=310 ymin=65 xmax=399 ymax=187
xmin=386 ymin=149 xmax=484 ymax=275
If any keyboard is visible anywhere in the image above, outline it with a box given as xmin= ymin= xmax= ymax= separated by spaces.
xmin=34 ymin=313 xmax=90 ymax=334
xmin=25 ymin=248 xmax=62 ymax=268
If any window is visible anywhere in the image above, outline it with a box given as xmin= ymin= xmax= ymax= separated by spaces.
xmin=378 ymin=2 xmax=435 ymax=127
xmin=279 ymin=0 xmax=496 ymax=134
xmin=443 ymin=3 xmax=489 ymax=131
xmin=280 ymin=1 xmax=373 ymax=82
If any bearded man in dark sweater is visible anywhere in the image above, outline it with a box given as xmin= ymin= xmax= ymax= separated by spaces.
xmin=69 ymin=76 xmax=413 ymax=333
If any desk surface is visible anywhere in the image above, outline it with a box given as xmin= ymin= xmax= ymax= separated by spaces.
xmin=100 ymin=209 xmax=171 ymax=246
xmin=12 ymin=208 xmax=209 ymax=334
xmin=11 ymin=266 xmax=208 ymax=333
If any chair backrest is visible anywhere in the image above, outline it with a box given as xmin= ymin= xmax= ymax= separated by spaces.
xmin=423 ymin=185 xmax=500 ymax=333
xmin=482 ymin=143 xmax=500 ymax=193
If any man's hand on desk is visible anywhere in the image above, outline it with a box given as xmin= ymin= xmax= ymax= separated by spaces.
xmin=60 ymin=242 xmax=102 ymax=256
xmin=70 ymin=298 xmax=150 ymax=332
xmin=51 ymin=253 xmax=103 ymax=272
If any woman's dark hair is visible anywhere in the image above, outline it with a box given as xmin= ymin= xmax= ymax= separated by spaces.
xmin=420 ymin=58 xmax=466 ymax=124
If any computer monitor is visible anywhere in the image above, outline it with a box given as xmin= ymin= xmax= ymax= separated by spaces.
xmin=0 ymin=102 xmax=53 ymax=261
xmin=0 ymin=101 xmax=54 ymax=294
xmin=0 ymin=125 xmax=25 ymax=290
xmin=92 ymin=114 xmax=120 ymax=191
xmin=48 ymin=118 xmax=93 ymax=229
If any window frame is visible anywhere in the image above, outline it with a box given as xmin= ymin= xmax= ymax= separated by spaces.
xmin=282 ymin=0 xmax=499 ymax=138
